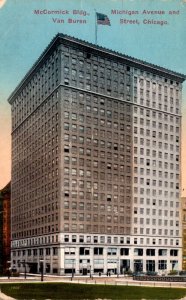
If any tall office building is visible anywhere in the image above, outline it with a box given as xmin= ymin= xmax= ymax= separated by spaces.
xmin=8 ymin=34 xmax=185 ymax=275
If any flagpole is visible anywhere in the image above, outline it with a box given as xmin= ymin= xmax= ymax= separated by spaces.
xmin=95 ymin=10 xmax=98 ymax=45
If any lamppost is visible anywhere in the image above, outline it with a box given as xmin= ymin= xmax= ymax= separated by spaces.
xmin=7 ymin=260 xmax=11 ymax=279
xmin=117 ymin=259 xmax=119 ymax=278
xmin=39 ymin=259 xmax=44 ymax=282
xmin=89 ymin=265 xmax=91 ymax=278
xmin=71 ymin=260 xmax=74 ymax=281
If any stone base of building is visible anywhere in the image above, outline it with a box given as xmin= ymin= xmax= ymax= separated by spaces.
xmin=11 ymin=233 xmax=182 ymax=276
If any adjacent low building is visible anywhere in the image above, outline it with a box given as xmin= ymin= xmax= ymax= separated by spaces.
xmin=8 ymin=34 xmax=185 ymax=275
xmin=0 ymin=182 xmax=11 ymax=274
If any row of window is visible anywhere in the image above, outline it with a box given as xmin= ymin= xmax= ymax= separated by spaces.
xmin=63 ymin=224 xmax=130 ymax=235
xmin=63 ymin=87 xmax=131 ymax=105
xmin=134 ymin=106 xmax=180 ymax=118
xmin=134 ymin=178 xmax=179 ymax=189
xmin=13 ymin=247 xmax=58 ymax=257
xmin=134 ymin=117 xmax=179 ymax=130
xmin=63 ymin=191 xmax=130 ymax=200
xmin=62 ymin=45 xmax=180 ymax=85
xmin=134 ymin=189 xmax=179 ymax=200
xmin=64 ymin=109 xmax=128 ymax=120
xmin=133 ymin=227 xmax=179 ymax=239
xmin=63 ymin=167 xmax=131 ymax=179
xmin=12 ymin=224 xmax=59 ymax=240
xmin=12 ymin=224 xmax=59 ymax=239
xmin=134 ymin=197 xmax=178 ymax=207
xmin=64 ymin=136 xmax=131 ymax=150
xmin=134 ymin=162 xmax=179 ymax=174
xmin=12 ymin=247 xmax=178 ymax=258
xmin=134 ymin=218 xmax=179 ymax=228
xmin=63 ymin=202 xmax=130 ymax=212
xmin=134 ymin=143 xmax=179 ymax=154
xmin=64 ymin=147 xmax=132 ymax=161
xmin=63 ymin=235 xmax=179 ymax=246
xmin=134 ymin=150 xmax=179 ymax=162
xmin=134 ymin=207 xmax=179 ymax=217
xmin=134 ymin=128 xmax=179 ymax=142
xmin=134 ymin=97 xmax=179 ymax=114
xmin=134 ymin=169 xmax=179 ymax=179
xmin=134 ymin=76 xmax=179 ymax=88
xmin=64 ymin=121 xmax=131 ymax=131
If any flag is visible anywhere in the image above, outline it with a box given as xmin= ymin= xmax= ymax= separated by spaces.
xmin=96 ymin=13 xmax=111 ymax=26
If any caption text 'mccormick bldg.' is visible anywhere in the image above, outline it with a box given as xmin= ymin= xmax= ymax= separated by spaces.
xmin=8 ymin=34 xmax=185 ymax=275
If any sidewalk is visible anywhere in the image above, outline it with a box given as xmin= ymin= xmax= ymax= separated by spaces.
xmin=1 ymin=274 xmax=186 ymax=288
xmin=0 ymin=291 xmax=15 ymax=300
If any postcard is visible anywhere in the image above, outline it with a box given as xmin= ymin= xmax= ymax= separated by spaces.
xmin=0 ymin=0 xmax=185 ymax=190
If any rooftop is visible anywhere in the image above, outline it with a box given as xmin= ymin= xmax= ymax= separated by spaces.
xmin=8 ymin=33 xmax=186 ymax=104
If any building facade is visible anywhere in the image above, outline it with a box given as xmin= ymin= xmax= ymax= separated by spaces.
xmin=0 ymin=182 xmax=11 ymax=274
xmin=8 ymin=34 xmax=185 ymax=275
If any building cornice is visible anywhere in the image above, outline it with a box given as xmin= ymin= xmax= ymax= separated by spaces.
xmin=7 ymin=33 xmax=186 ymax=104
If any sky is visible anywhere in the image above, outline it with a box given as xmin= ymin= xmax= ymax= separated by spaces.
xmin=0 ymin=0 xmax=186 ymax=192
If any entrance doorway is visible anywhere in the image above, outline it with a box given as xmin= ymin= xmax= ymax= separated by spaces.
xmin=121 ymin=259 xmax=130 ymax=273
xmin=146 ymin=260 xmax=155 ymax=272
xmin=28 ymin=263 xmax=38 ymax=274
xmin=82 ymin=268 xmax=87 ymax=275
xmin=134 ymin=260 xmax=143 ymax=272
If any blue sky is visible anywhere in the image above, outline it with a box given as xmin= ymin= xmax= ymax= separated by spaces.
xmin=0 ymin=0 xmax=185 ymax=101
xmin=0 ymin=0 xmax=186 ymax=188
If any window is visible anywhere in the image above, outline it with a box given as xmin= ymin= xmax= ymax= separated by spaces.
xmin=53 ymin=247 xmax=58 ymax=255
xmin=94 ymin=247 xmax=103 ymax=255
xmin=46 ymin=248 xmax=50 ymax=255
xmin=158 ymin=260 xmax=167 ymax=270
xmin=120 ymin=248 xmax=129 ymax=255
xmin=79 ymin=236 xmax=84 ymax=243
xmin=107 ymin=248 xmax=117 ymax=255
xmin=146 ymin=249 xmax=155 ymax=256
xmin=170 ymin=249 xmax=178 ymax=256
xmin=79 ymin=247 xmax=90 ymax=255
xmin=64 ymin=235 xmax=69 ymax=242
xmin=158 ymin=249 xmax=167 ymax=256
xmin=146 ymin=260 xmax=155 ymax=272
xmin=72 ymin=235 xmax=77 ymax=242
xmin=126 ymin=237 xmax=130 ymax=244
xmin=134 ymin=248 xmax=143 ymax=256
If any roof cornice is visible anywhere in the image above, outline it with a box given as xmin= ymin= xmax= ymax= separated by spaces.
xmin=8 ymin=33 xmax=186 ymax=104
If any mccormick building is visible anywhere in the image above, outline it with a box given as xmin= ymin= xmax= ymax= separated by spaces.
xmin=8 ymin=34 xmax=185 ymax=275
